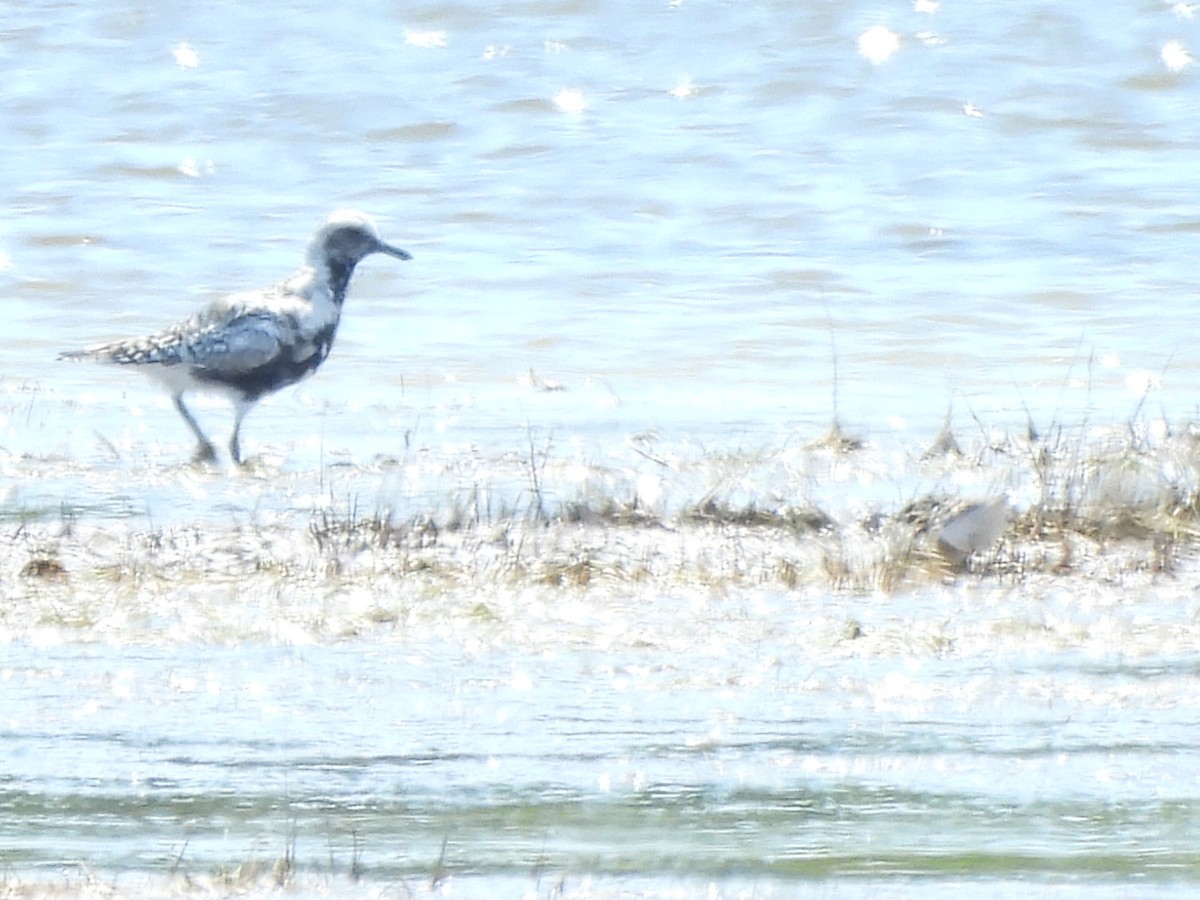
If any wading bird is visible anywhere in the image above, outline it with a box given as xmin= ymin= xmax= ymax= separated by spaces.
xmin=60 ymin=210 xmax=411 ymax=464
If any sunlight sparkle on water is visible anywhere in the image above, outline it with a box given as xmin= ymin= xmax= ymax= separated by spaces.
xmin=554 ymin=89 xmax=588 ymax=114
xmin=670 ymin=77 xmax=698 ymax=99
xmin=405 ymin=29 xmax=447 ymax=49
xmin=857 ymin=26 xmax=900 ymax=64
xmin=171 ymin=41 xmax=199 ymax=69
xmin=1162 ymin=39 xmax=1192 ymax=71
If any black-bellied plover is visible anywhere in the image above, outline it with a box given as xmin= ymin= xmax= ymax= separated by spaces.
xmin=60 ymin=210 xmax=411 ymax=464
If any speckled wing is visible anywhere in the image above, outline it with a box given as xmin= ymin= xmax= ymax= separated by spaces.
xmin=61 ymin=291 xmax=301 ymax=374
xmin=177 ymin=308 xmax=294 ymax=379
xmin=63 ymin=303 xmax=289 ymax=373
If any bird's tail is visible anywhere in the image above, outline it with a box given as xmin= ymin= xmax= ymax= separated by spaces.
xmin=59 ymin=348 xmax=103 ymax=362
xmin=58 ymin=344 xmax=126 ymax=363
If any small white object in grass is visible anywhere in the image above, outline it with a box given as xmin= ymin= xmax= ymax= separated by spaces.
xmin=636 ymin=472 xmax=664 ymax=511
xmin=937 ymin=497 xmax=1011 ymax=565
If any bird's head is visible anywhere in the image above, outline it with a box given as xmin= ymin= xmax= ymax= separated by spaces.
xmin=308 ymin=210 xmax=412 ymax=269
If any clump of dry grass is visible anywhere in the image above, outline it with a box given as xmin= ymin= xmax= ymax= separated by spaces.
xmin=7 ymin=414 xmax=1200 ymax=642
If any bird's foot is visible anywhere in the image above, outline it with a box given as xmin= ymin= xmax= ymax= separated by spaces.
xmin=191 ymin=441 xmax=218 ymax=465
xmin=234 ymin=454 xmax=267 ymax=473
xmin=227 ymin=443 xmax=270 ymax=471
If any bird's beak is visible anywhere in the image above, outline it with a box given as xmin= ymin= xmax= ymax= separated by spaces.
xmin=378 ymin=241 xmax=412 ymax=261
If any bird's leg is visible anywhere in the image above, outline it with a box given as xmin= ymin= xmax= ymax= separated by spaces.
xmin=229 ymin=399 xmax=254 ymax=466
xmin=173 ymin=394 xmax=218 ymax=463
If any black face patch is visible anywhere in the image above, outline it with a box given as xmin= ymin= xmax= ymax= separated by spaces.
xmin=327 ymin=258 xmax=356 ymax=305
xmin=322 ymin=226 xmax=383 ymax=305
xmin=324 ymin=227 xmax=378 ymax=266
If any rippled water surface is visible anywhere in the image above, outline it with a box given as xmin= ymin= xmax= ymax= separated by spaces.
xmin=4 ymin=0 xmax=1200 ymax=896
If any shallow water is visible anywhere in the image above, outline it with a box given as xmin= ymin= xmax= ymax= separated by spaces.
xmin=6 ymin=562 xmax=1200 ymax=894
xmin=7 ymin=553 xmax=1200 ymax=896
xmin=4 ymin=0 xmax=1200 ymax=896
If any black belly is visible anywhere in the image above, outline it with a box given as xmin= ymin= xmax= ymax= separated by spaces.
xmin=194 ymin=328 xmax=336 ymax=402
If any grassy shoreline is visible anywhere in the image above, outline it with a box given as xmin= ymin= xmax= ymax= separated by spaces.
xmin=7 ymin=415 xmax=1200 ymax=645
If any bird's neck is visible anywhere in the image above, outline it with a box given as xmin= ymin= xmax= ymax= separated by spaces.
xmin=319 ymin=258 xmax=358 ymax=306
